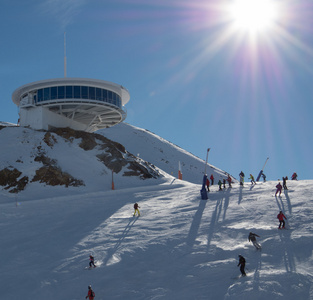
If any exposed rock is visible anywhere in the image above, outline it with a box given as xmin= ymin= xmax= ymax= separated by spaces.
xmin=43 ymin=132 xmax=57 ymax=147
xmin=123 ymin=161 xmax=159 ymax=179
xmin=0 ymin=168 xmax=29 ymax=193
xmin=31 ymin=166 xmax=84 ymax=187
xmin=0 ymin=126 xmax=160 ymax=193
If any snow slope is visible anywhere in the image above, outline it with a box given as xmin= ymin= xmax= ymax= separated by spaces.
xmin=98 ymin=123 xmax=233 ymax=184
xmin=0 ymin=124 xmax=312 ymax=299
xmin=1 ymin=179 xmax=313 ymax=299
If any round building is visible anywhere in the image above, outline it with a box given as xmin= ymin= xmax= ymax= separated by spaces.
xmin=12 ymin=78 xmax=130 ymax=132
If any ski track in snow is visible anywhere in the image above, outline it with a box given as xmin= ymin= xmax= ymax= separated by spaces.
xmin=0 ymin=125 xmax=312 ymax=299
xmin=0 ymin=179 xmax=313 ymax=299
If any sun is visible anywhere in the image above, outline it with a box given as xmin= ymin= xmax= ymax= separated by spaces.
xmin=228 ymin=0 xmax=278 ymax=33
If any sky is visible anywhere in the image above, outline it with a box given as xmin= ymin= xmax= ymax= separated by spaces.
xmin=0 ymin=0 xmax=313 ymax=180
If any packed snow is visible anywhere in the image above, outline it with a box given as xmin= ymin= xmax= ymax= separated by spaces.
xmin=0 ymin=124 xmax=312 ymax=300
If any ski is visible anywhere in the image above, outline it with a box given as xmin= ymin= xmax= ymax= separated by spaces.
xmin=85 ymin=266 xmax=97 ymax=270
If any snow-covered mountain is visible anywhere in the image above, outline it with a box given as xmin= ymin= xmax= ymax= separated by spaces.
xmin=98 ymin=122 xmax=233 ymax=184
xmin=0 ymin=123 xmax=232 ymax=199
xmin=0 ymin=122 xmax=312 ymax=300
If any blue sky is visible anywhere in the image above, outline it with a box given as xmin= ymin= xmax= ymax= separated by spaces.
xmin=1 ymin=0 xmax=312 ymax=181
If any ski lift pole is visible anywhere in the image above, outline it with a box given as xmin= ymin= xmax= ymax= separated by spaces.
xmin=256 ymin=157 xmax=269 ymax=182
xmin=201 ymin=148 xmax=211 ymax=200
xmin=204 ymin=148 xmax=211 ymax=175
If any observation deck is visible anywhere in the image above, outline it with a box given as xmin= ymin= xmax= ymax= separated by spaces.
xmin=12 ymin=78 xmax=130 ymax=132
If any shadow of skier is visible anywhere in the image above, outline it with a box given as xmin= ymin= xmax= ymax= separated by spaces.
xmin=238 ymin=186 xmax=243 ymax=204
xmin=278 ymin=229 xmax=296 ymax=273
xmin=222 ymin=188 xmax=231 ymax=221
xmin=207 ymin=198 xmax=223 ymax=252
xmin=186 ymin=199 xmax=207 ymax=247
xmin=284 ymin=190 xmax=292 ymax=215
xmin=103 ymin=217 xmax=138 ymax=266
xmin=252 ymin=250 xmax=262 ymax=293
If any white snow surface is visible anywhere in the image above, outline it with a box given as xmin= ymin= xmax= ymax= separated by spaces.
xmin=0 ymin=124 xmax=313 ymax=299
xmin=98 ymin=122 xmax=232 ymax=184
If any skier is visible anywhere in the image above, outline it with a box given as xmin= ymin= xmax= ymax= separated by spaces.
xmin=86 ymin=285 xmax=95 ymax=300
xmin=89 ymin=255 xmax=96 ymax=268
xmin=210 ymin=174 xmax=214 ymax=186
xmin=275 ymin=181 xmax=283 ymax=196
xmin=237 ymin=255 xmax=246 ymax=276
xmin=282 ymin=176 xmax=288 ymax=190
xmin=248 ymin=232 xmax=261 ymax=250
xmin=262 ymin=173 xmax=266 ymax=182
xmin=239 ymin=171 xmax=245 ymax=186
xmin=223 ymin=178 xmax=226 ymax=189
xmin=291 ymin=172 xmax=298 ymax=180
xmin=277 ymin=211 xmax=287 ymax=229
xmin=133 ymin=202 xmax=140 ymax=217
xmin=249 ymin=174 xmax=256 ymax=185
xmin=218 ymin=179 xmax=222 ymax=191
xmin=227 ymin=174 xmax=232 ymax=188
xmin=206 ymin=177 xmax=210 ymax=192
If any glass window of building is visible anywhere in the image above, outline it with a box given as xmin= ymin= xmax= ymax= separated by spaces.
xmin=44 ymin=88 xmax=50 ymax=101
xmin=108 ymin=91 xmax=113 ymax=103
xmin=66 ymin=86 xmax=73 ymax=98
xmin=74 ymin=86 xmax=80 ymax=98
xmin=58 ymin=86 xmax=65 ymax=99
xmin=51 ymin=87 xmax=57 ymax=100
xmin=82 ymin=86 xmax=88 ymax=99
xmin=89 ymin=87 xmax=95 ymax=100
xmin=103 ymin=89 xmax=107 ymax=101
xmin=96 ymin=88 xmax=102 ymax=100
xmin=37 ymin=89 xmax=43 ymax=102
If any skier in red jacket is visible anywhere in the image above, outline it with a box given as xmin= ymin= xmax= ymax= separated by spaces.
xmin=86 ymin=285 xmax=95 ymax=300
xmin=206 ymin=178 xmax=210 ymax=192
xmin=277 ymin=211 xmax=287 ymax=229
xmin=210 ymin=174 xmax=214 ymax=186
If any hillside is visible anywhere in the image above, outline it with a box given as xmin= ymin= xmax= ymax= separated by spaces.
xmin=0 ymin=126 xmax=165 ymax=199
xmin=0 ymin=123 xmax=312 ymax=299
xmin=0 ymin=178 xmax=312 ymax=299
xmin=98 ymin=122 xmax=232 ymax=184
xmin=0 ymin=124 xmax=232 ymax=199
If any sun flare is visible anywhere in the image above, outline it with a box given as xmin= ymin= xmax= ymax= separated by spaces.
xmin=228 ymin=0 xmax=278 ymax=33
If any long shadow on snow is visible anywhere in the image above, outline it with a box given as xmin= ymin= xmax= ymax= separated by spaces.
xmin=206 ymin=188 xmax=232 ymax=252
xmin=185 ymin=186 xmax=231 ymax=249
xmin=186 ymin=199 xmax=207 ymax=247
xmin=274 ymin=195 xmax=297 ymax=273
xmin=284 ymin=190 xmax=292 ymax=215
xmin=53 ymin=191 xmax=141 ymax=272
xmin=103 ymin=217 xmax=138 ymax=266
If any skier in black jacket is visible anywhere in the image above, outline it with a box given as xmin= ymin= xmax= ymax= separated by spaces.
xmin=237 ymin=255 xmax=246 ymax=276
xmin=248 ymin=232 xmax=261 ymax=250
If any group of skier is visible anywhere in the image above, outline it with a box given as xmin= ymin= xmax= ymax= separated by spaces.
xmin=234 ymin=171 xmax=293 ymax=277
xmin=237 ymin=214 xmax=287 ymax=277
xmin=239 ymin=171 xmax=266 ymax=187
xmin=236 ymin=232 xmax=261 ymax=277
xmin=84 ymin=170 xmax=296 ymax=290
xmin=206 ymin=174 xmax=233 ymax=192
xmin=275 ymin=174 xmax=294 ymax=196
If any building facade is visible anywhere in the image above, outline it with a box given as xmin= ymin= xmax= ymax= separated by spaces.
xmin=12 ymin=78 xmax=130 ymax=132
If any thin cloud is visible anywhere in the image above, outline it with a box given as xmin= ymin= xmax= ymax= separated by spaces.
xmin=39 ymin=0 xmax=87 ymax=29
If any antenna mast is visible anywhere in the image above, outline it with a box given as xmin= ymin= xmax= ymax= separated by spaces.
xmin=64 ymin=32 xmax=67 ymax=77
